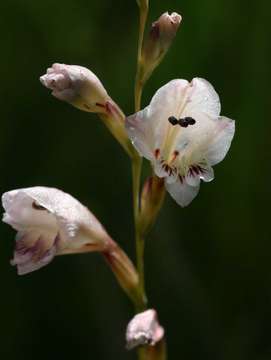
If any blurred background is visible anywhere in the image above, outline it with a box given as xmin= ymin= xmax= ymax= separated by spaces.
xmin=0 ymin=0 xmax=270 ymax=359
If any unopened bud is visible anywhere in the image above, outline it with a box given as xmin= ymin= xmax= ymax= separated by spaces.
xmin=139 ymin=176 xmax=165 ymax=235
xmin=40 ymin=63 xmax=136 ymax=157
xmin=140 ymin=12 xmax=182 ymax=84
xmin=126 ymin=309 xmax=164 ymax=350
xmin=40 ymin=63 xmax=110 ymax=114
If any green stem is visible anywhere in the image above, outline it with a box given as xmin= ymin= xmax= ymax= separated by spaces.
xmin=133 ymin=3 xmax=168 ymax=360
xmin=132 ymin=2 xmax=149 ymax=313
xmin=132 ymin=155 xmax=146 ymax=311
xmin=134 ymin=4 xmax=148 ymax=112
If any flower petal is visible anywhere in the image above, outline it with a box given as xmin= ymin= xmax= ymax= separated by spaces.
xmin=206 ymin=116 xmax=235 ymax=166
xmin=165 ymin=177 xmax=200 ymax=207
xmin=11 ymin=231 xmax=58 ymax=275
xmin=183 ymin=78 xmax=221 ymax=118
xmin=126 ymin=79 xmax=189 ymax=159
xmin=2 ymin=190 xmax=58 ymax=232
xmin=125 ymin=108 xmax=154 ymax=160
xmin=185 ymin=170 xmax=201 ymax=186
xmin=200 ymin=165 xmax=214 ymax=182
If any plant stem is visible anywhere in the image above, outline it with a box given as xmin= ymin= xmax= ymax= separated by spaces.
xmin=134 ymin=3 xmax=148 ymax=112
xmin=133 ymin=2 xmax=149 ymax=313
xmin=132 ymin=155 xmax=146 ymax=310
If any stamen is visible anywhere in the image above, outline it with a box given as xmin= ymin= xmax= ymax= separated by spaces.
xmin=168 ymin=116 xmax=179 ymax=126
xmin=179 ymin=117 xmax=196 ymax=128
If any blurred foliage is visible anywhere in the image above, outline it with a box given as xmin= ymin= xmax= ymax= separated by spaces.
xmin=0 ymin=0 xmax=271 ymax=359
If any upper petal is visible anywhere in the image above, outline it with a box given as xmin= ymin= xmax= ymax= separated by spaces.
xmin=126 ymin=79 xmax=189 ymax=159
xmin=182 ymin=78 xmax=221 ymax=118
xmin=2 ymin=189 xmax=58 ymax=232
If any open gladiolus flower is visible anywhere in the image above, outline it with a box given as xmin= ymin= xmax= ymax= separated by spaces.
xmin=2 ymin=187 xmax=111 ymax=275
xmin=126 ymin=78 xmax=235 ymax=207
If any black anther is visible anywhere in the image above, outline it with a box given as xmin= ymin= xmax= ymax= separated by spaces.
xmin=168 ymin=116 xmax=179 ymax=126
xmin=179 ymin=117 xmax=196 ymax=127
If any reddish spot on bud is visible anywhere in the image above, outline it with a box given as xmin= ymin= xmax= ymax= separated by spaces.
xmin=96 ymin=102 xmax=105 ymax=108
xmin=150 ymin=23 xmax=160 ymax=40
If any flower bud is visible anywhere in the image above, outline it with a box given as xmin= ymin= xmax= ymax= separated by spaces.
xmin=40 ymin=63 xmax=110 ymax=114
xmin=40 ymin=63 xmax=137 ymax=157
xmin=126 ymin=309 xmax=164 ymax=350
xmin=140 ymin=12 xmax=182 ymax=84
xmin=139 ymin=176 xmax=165 ymax=235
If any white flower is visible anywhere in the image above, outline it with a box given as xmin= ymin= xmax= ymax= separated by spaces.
xmin=126 ymin=309 xmax=164 ymax=350
xmin=126 ymin=78 xmax=235 ymax=206
xmin=2 ymin=187 xmax=110 ymax=275
xmin=40 ymin=63 xmax=110 ymax=113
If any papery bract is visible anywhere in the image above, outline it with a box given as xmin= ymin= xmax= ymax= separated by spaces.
xmin=2 ymin=187 xmax=111 ymax=274
xmin=126 ymin=78 xmax=235 ymax=207
xmin=126 ymin=309 xmax=164 ymax=350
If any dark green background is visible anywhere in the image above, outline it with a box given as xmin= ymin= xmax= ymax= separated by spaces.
xmin=0 ymin=0 xmax=270 ymax=359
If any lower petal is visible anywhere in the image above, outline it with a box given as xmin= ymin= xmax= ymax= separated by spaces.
xmin=11 ymin=231 xmax=58 ymax=275
xmin=165 ymin=178 xmax=200 ymax=207
xmin=199 ymin=165 xmax=214 ymax=182
xmin=153 ymin=160 xmax=178 ymax=183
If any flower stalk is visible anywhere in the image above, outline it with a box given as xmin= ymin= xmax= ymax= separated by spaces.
xmin=98 ymin=101 xmax=137 ymax=158
xmin=135 ymin=0 xmax=149 ymax=112
xmin=133 ymin=0 xmax=149 ymax=312
xmin=102 ymin=239 xmax=145 ymax=309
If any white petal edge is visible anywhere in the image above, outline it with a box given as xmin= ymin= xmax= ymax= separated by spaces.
xmin=125 ymin=107 xmax=154 ymax=160
xmin=184 ymin=78 xmax=221 ymax=118
xmin=206 ymin=116 xmax=235 ymax=166
xmin=165 ymin=178 xmax=200 ymax=207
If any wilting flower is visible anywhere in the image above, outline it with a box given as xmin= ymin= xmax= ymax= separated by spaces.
xmin=126 ymin=309 xmax=164 ymax=350
xmin=40 ymin=63 xmax=110 ymax=113
xmin=2 ymin=187 xmax=111 ymax=274
xmin=140 ymin=12 xmax=182 ymax=84
xmin=126 ymin=78 xmax=235 ymax=207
